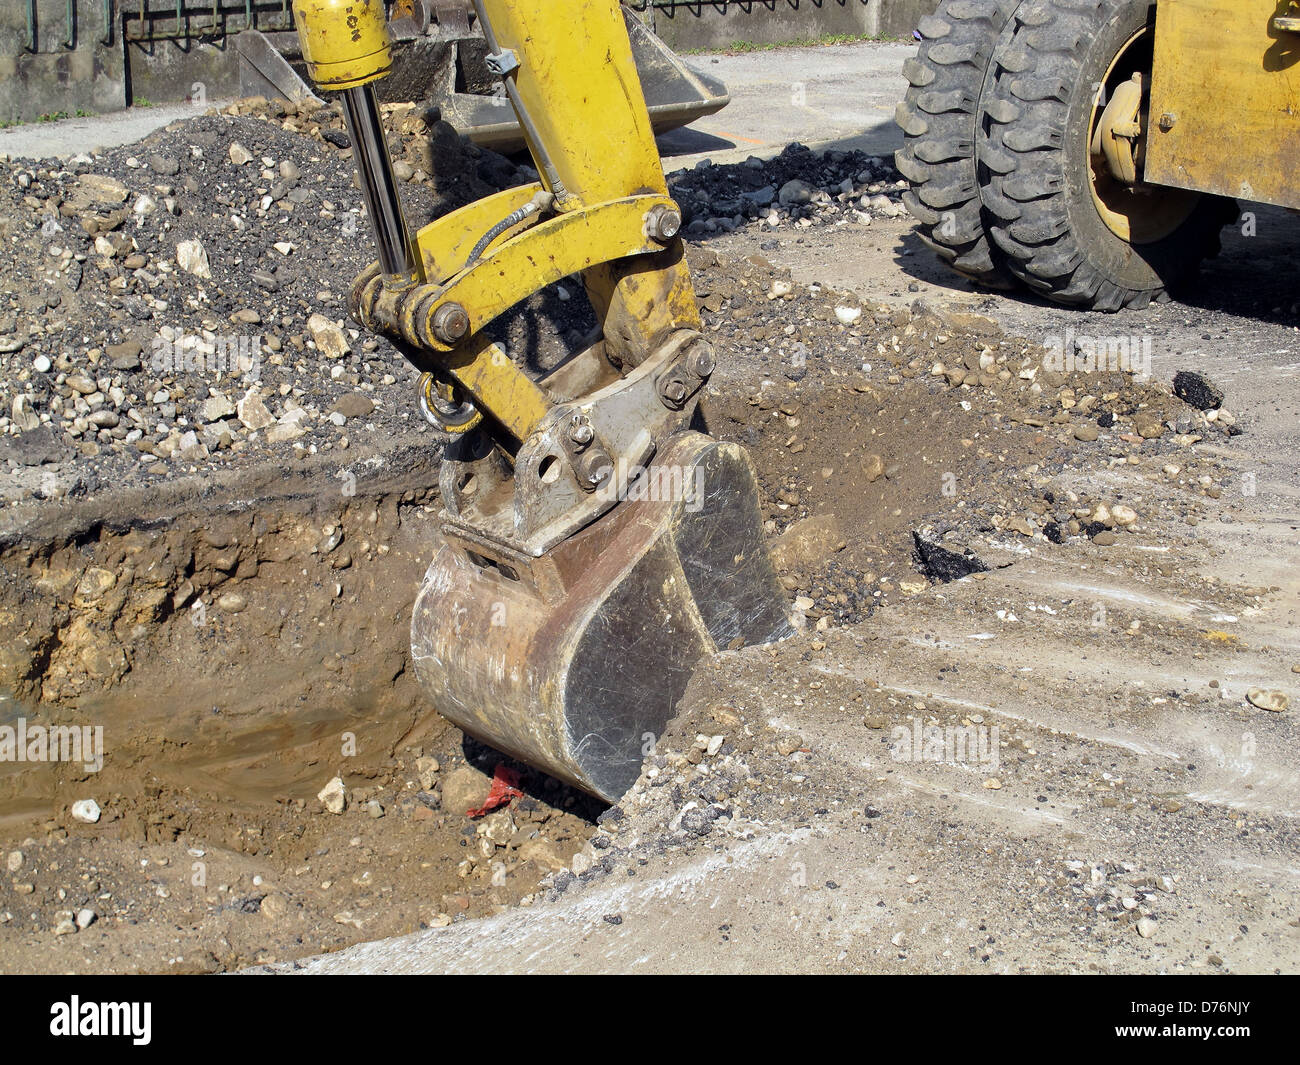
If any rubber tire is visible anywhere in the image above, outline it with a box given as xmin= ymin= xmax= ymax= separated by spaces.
xmin=977 ymin=0 xmax=1236 ymax=310
xmin=895 ymin=0 xmax=1025 ymax=288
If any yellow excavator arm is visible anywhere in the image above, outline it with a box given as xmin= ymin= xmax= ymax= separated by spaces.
xmin=290 ymin=0 xmax=792 ymax=800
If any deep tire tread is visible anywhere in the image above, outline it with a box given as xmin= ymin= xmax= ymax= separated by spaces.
xmin=977 ymin=0 xmax=1236 ymax=310
xmin=895 ymin=0 xmax=1024 ymax=286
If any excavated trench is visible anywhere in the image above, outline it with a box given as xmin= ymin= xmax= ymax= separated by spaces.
xmin=0 ymin=354 xmax=1070 ymax=970
xmin=0 ymin=442 xmax=443 ymax=826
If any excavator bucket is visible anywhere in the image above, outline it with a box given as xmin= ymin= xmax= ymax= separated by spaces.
xmin=411 ymin=433 xmax=793 ymax=801
xmin=290 ymin=0 xmax=786 ymax=800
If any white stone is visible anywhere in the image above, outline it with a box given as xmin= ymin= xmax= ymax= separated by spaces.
xmin=71 ymin=798 xmax=101 ymax=824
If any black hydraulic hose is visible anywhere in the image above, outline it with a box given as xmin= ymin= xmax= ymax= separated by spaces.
xmin=467 ymin=201 xmax=539 ymax=266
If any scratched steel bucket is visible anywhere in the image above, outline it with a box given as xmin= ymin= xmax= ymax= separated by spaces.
xmin=410 ymin=432 xmax=793 ymax=801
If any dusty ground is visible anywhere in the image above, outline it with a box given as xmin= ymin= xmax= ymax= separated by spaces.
xmin=2 ymin=41 xmax=1298 ymax=975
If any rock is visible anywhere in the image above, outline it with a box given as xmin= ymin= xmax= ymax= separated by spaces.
xmin=1092 ymin=530 xmax=1118 ymax=546
xmin=1173 ymin=370 xmax=1223 ymax=410
xmin=106 ymin=340 xmax=143 ymax=370
xmin=306 ymin=313 xmax=350 ymax=359
xmin=0 ymin=426 xmax=69 ymax=467
xmin=260 ymin=893 xmax=290 ymax=921
xmin=317 ymin=776 xmax=346 ymax=814
xmin=75 ymin=174 xmax=128 ymax=205
xmin=518 ymin=838 xmax=567 ymax=872
xmin=176 ymin=239 xmax=211 ymax=279
xmin=148 ymin=154 xmax=179 ymax=176
xmin=75 ymin=908 xmax=96 ymax=930
xmin=32 ymin=354 xmax=51 ymax=373
xmin=65 ymin=373 xmax=97 ymax=395
xmin=330 ymin=393 xmax=374 ymax=419
xmin=70 ymin=798 xmax=101 ymax=824
xmin=1136 ymin=917 xmax=1158 ymax=939
xmin=364 ymin=800 xmax=385 ymax=819
xmin=1246 ymin=688 xmax=1288 ymax=713
xmin=1074 ymin=423 xmax=1099 ymax=442
xmin=1131 ymin=412 xmax=1165 ymax=439
xmin=769 ymin=513 xmax=843 ymax=572
xmin=775 ymin=732 xmax=805 ymax=756
xmin=237 ymin=388 xmax=274 ymax=431
xmin=5 ymin=851 xmax=22 ymax=873
xmin=1110 ymin=504 xmax=1138 ymax=527
xmin=415 ymin=756 xmax=440 ymax=790
xmin=778 ymin=179 xmax=812 ymax=205
xmin=863 ymin=453 xmax=885 ymax=482
xmin=199 ymin=393 xmax=236 ymax=423
xmin=10 ymin=394 xmax=40 ymax=432
xmin=1004 ymin=516 xmax=1035 ymax=537
xmin=217 ymin=592 xmax=247 ymax=613
xmin=912 ymin=533 xmax=987 ymax=583
xmin=266 ymin=410 xmax=308 ymax=444
xmin=441 ymin=766 xmax=490 ymax=817
xmin=479 ymin=809 xmax=514 ymax=845
xmin=834 ymin=304 xmax=862 ymax=326
xmin=228 ymin=142 xmax=253 ymax=165
xmin=53 ymin=913 xmax=78 ymax=936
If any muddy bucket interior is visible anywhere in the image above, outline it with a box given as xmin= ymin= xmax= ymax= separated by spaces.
xmin=410 ymin=432 xmax=794 ymax=801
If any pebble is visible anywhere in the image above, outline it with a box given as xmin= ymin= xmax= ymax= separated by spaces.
xmin=317 ymin=776 xmax=346 ymax=814
xmin=775 ymin=732 xmax=805 ymax=756
xmin=217 ymin=592 xmax=247 ymax=613
xmin=1246 ymin=688 xmax=1288 ymax=713
xmin=175 ymin=238 xmax=211 ymax=279
xmin=1136 ymin=916 xmax=1158 ymax=939
xmin=70 ymin=798 xmax=101 ymax=824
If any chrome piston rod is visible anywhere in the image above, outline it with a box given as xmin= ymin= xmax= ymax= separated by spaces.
xmin=340 ymin=83 xmax=418 ymax=281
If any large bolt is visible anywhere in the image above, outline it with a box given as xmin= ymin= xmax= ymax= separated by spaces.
xmin=576 ymin=449 xmax=612 ymax=490
xmin=658 ymin=375 xmax=688 ymax=408
xmin=687 ymin=342 xmax=716 ymax=379
xmin=567 ymin=413 xmax=595 ymax=447
xmin=645 ymin=204 xmax=682 ymax=244
xmin=431 ymin=302 xmax=471 ymax=344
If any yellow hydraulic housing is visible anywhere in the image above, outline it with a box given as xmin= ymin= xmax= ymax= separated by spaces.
xmin=292 ymin=0 xmax=393 ymax=90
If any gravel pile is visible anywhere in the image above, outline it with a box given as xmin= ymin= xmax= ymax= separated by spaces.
xmin=0 ymin=97 xmax=536 ymax=504
xmin=0 ymin=101 xmax=1235 ymax=522
xmin=666 ymin=141 xmax=908 ymax=238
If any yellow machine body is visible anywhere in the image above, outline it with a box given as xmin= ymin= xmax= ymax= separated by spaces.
xmin=1145 ymin=0 xmax=1300 ymax=209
